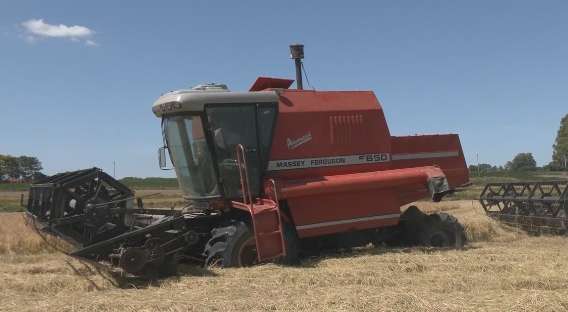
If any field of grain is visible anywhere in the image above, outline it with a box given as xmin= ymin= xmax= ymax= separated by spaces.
xmin=134 ymin=188 xmax=185 ymax=209
xmin=2 ymin=200 xmax=568 ymax=311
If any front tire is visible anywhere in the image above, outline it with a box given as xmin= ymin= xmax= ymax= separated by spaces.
xmin=204 ymin=221 xmax=258 ymax=268
xmin=280 ymin=221 xmax=300 ymax=265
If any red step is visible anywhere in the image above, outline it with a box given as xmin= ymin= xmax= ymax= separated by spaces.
xmin=248 ymin=200 xmax=285 ymax=262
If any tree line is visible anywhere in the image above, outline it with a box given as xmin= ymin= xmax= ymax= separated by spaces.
xmin=550 ymin=114 xmax=568 ymax=170
xmin=469 ymin=113 xmax=568 ymax=175
xmin=0 ymin=155 xmax=44 ymax=182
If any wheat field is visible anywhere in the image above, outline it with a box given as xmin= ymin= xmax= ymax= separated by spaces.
xmin=1 ymin=201 xmax=568 ymax=311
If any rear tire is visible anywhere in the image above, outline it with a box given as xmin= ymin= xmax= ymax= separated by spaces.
xmin=420 ymin=212 xmax=466 ymax=248
xmin=399 ymin=206 xmax=466 ymax=248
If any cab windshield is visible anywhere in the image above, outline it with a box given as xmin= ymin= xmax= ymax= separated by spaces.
xmin=164 ymin=115 xmax=219 ymax=198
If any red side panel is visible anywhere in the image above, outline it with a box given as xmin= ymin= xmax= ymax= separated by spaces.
xmin=267 ymin=90 xmax=392 ymax=180
xmin=390 ymin=134 xmax=469 ymax=188
xmin=278 ymin=166 xmax=447 ymax=238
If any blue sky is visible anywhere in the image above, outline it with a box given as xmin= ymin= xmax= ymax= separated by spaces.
xmin=1 ymin=1 xmax=567 ymax=177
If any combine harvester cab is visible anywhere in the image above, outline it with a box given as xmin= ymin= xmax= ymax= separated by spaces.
xmin=26 ymin=44 xmax=470 ymax=276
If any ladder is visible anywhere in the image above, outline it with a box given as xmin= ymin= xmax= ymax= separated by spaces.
xmin=235 ymin=144 xmax=286 ymax=262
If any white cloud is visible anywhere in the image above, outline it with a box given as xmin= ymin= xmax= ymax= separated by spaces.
xmin=21 ymin=19 xmax=97 ymax=46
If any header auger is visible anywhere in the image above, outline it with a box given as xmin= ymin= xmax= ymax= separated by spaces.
xmin=26 ymin=168 xmax=134 ymax=246
xmin=26 ymin=44 xmax=470 ymax=276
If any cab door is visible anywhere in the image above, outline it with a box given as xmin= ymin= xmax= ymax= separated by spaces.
xmin=206 ymin=104 xmax=261 ymax=199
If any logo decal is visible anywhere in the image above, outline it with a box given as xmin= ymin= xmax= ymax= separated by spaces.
xmin=287 ymin=132 xmax=312 ymax=150
xmin=267 ymin=153 xmax=390 ymax=171
xmin=267 ymin=150 xmax=460 ymax=171
xmin=157 ymin=102 xmax=182 ymax=113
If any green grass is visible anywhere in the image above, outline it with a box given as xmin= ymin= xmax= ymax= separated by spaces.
xmin=0 ymin=185 xmax=26 ymax=212
xmin=0 ymin=204 xmax=23 ymax=213
xmin=119 ymin=177 xmax=179 ymax=189
xmin=0 ymin=199 xmax=23 ymax=212
xmin=0 ymin=184 xmax=30 ymax=191
xmin=471 ymin=171 xmax=565 ymax=182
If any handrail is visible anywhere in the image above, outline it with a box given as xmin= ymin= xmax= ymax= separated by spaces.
xmin=267 ymin=178 xmax=287 ymax=257
xmin=235 ymin=144 xmax=254 ymax=207
xmin=268 ymin=178 xmax=279 ymax=203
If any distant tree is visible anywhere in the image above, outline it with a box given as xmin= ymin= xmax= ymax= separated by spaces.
xmin=469 ymin=163 xmax=501 ymax=175
xmin=0 ymin=155 xmax=7 ymax=180
xmin=552 ymin=114 xmax=568 ymax=170
xmin=506 ymin=153 xmax=537 ymax=171
xmin=18 ymin=156 xmax=42 ymax=180
xmin=31 ymin=171 xmax=47 ymax=182
xmin=2 ymin=156 xmax=22 ymax=179
xmin=0 ymin=154 xmax=44 ymax=181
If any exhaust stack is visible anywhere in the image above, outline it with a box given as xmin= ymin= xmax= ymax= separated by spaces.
xmin=289 ymin=43 xmax=304 ymax=90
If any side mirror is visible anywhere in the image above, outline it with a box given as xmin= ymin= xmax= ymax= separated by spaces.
xmin=158 ymin=147 xmax=173 ymax=170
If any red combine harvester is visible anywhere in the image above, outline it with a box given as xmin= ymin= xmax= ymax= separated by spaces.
xmin=26 ymin=44 xmax=469 ymax=275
